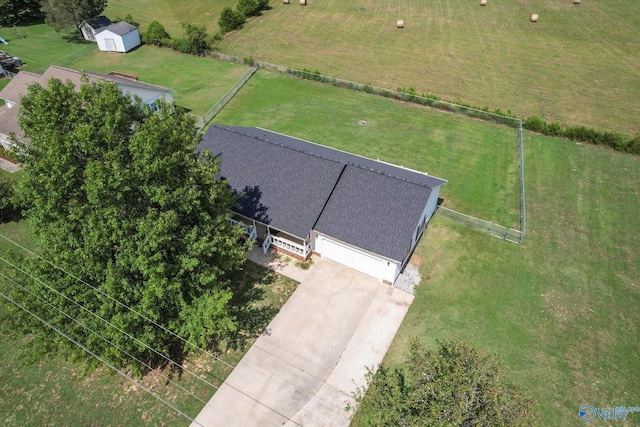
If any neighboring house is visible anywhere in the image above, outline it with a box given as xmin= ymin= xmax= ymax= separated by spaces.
xmin=80 ymin=16 xmax=113 ymax=42
xmin=0 ymin=65 xmax=174 ymax=149
xmin=198 ymin=126 xmax=447 ymax=284
xmin=95 ymin=22 xmax=141 ymax=53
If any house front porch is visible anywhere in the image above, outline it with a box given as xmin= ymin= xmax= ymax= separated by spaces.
xmin=227 ymin=213 xmax=311 ymax=260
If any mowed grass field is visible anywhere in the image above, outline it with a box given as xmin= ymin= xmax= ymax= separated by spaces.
xmin=0 ymin=23 xmax=96 ymax=73
xmin=383 ymin=134 xmax=640 ymax=426
xmin=203 ymin=0 xmax=638 ymax=136
xmin=105 ymin=0 xmax=236 ymax=36
xmin=40 ymin=0 xmax=639 ymax=134
xmin=213 ymin=70 xmax=521 ymax=228
xmin=69 ymin=45 xmax=249 ymax=116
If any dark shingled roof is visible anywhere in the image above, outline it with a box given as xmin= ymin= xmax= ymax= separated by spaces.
xmin=225 ymin=126 xmax=445 ymax=188
xmin=314 ymin=166 xmax=433 ymax=261
xmin=198 ymin=126 xmax=344 ymax=239
xmin=197 ymin=126 xmax=446 ymax=260
xmin=84 ymin=16 xmax=112 ymax=31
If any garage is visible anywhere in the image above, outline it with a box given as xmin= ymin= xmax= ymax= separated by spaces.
xmin=317 ymin=235 xmax=395 ymax=282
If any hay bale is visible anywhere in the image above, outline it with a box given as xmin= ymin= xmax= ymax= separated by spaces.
xmin=396 ymin=19 xmax=404 ymax=29
xmin=573 ymin=0 xmax=581 ymax=3
xmin=480 ymin=0 xmax=487 ymax=6
xmin=300 ymin=0 xmax=306 ymax=5
xmin=530 ymin=14 xmax=538 ymax=22
xmin=283 ymin=0 xmax=289 ymax=3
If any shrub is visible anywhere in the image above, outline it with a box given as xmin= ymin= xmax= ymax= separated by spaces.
xmin=0 ymin=176 xmax=21 ymax=223
xmin=219 ymin=6 xmax=245 ymax=34
xmin=172 ymin=23 xmax=210 ymax=56
xmin=547 ymin=121 xmax=563 ymax=137
xmin=625 ymin=136 xmax=640 ymax=154
xmin=524 ymin=116 xmax=548 ymax=133
xmin=237 ymin=0 xmax=260 ymax=17
xmin=114 ymin=13 xmax=139 ymax=28
xmin=142 ymin=21 xmax=170 ymax=46
xmin=256 ymin=0 xmax=270 ymax=10
xmin=524 ymin=116 xmax=638 ymax=155
xmin=349 ymin=339 xmax=535 ymax=426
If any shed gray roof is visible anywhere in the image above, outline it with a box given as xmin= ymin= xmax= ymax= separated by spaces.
xmin=197 ymin=126 xmax=446 ymax=261
xmin=104 ymin=21 xmax=138 ymax=36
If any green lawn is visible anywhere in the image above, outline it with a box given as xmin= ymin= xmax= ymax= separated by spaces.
xmin=214 ymin=70 xmax=520 ymax=228
xmin=105 ymin=0 xmax=236 ymax=36
xmin=0 ymin=23 xmax=96 ymax=73
xmin=380 ymin=134 xmax=640 ymax=426
xmin=0 ymin=224 xmax=298 ymax=425
xmin=211 ymin=0 xmax=639 ymax=136
xmin=69 ymin=45 xmax=250 ymax=116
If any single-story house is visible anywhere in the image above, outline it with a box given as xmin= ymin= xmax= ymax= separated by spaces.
xmin=80 ymin=16 xmax=113 ymax=42
xmin=198 ymin=126 xmax=447 ymax=284
xmin=95 ymin=21 xmax=141 ymax=53
xmin=0 ymin=65 xmax=173 ymax=149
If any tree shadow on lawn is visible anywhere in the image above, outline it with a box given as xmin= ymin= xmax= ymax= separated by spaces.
xmin=225 ymin=261 xmax=282 ymax=354
xmin=61 ymin=32 xmax=94 ymax=45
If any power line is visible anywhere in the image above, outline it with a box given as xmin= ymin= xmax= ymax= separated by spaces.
xmin=0 ymin=255 xmax=224 ymax=392
xmin=0 ymin=270 xmax=208 ymax=406
xmin=0 ymin=288 xmax=205 ymax=427
xmin=0 ymin=239 xmax=303 ymax=426
xmin=0 ymin=233 xmax=235 ymax=370
xmin=0 ymin=264 xmax=295 ymax=427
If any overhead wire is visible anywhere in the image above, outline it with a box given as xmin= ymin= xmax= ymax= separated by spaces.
xmin=0 ymin=270 xmax=208 ymax=406
xmin=0 ymin=238 xmax=303 ymax=426
xmin=0 ymin=255 xmax=224 ymax=391
xmin=0 ymin=234 xmax=235 ymax=370
xmin=0 ymin=288 xmax=205 ymax=427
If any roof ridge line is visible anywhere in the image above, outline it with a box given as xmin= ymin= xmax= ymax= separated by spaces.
xmin=216 ymin=125 xmax=344 ymax=166
xmin=247 ymin=126 xmax=444 ymax=188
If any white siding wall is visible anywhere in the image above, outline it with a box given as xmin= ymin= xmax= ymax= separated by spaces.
xmin=410 ymin=186 xmax=441 ymax=248
xmin=314 ymin=233 xmax=399 ymax=283
xmin=96 ymin=29 xmax=140 ymax=53
xmin=95 ymin=32 xmax=112 ymax=52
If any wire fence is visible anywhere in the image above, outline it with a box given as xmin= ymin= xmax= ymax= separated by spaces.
xmin=518 ymin=122 xmax=526 ymax=237
xmin=206 ymin=51 xmax=522 ymax=129
xmin=32 ymin=43 xmax=97 ymax=74
xmin=437 ymin=206 xmax=524 ymax=244
xmin=192 ymin=66 xmax=257 ymax=129
xmin=205 ymin=51 xmax=527 ymax=243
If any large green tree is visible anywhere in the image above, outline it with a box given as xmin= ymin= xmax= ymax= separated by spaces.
xmin=0 ymin=0 xmax=42 ymax=24
xmin=12 ymin=77 xmax=248 ymax=371
xmin=350 ymin=339 xmax=535 ymax=426
xmin=41 ymin=0 xmax=107 ymax=31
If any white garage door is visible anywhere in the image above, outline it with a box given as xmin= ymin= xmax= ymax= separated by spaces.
xmin=321 ymin=238 xmax=387 ymax=280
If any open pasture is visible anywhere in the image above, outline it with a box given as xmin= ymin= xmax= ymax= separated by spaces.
xmin=213 ymin=0 xmax=640 ymax=135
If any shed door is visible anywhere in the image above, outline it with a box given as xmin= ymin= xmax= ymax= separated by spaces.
xmin=321 ymin=238 xmax=386 ymax=280
xmin=105 ymin=38 xmax=117 ymax=52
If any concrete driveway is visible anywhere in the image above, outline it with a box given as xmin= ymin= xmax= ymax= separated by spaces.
xmin=191 ymin=255 xmax=414 ymax=427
